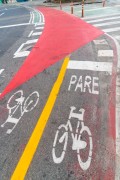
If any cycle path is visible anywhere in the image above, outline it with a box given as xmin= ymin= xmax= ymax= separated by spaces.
xmin=11 ymin=34 xmax=117 ymax=179
xmin=0 ymin=7 xmax=118 ymax=179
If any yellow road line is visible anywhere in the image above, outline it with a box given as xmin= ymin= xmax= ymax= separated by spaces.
xmin=11 ymin=57 xmax=69 ymax=180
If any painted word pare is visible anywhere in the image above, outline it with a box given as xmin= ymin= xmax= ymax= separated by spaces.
xmin=68 ymin=75 xmax=99 ymax=95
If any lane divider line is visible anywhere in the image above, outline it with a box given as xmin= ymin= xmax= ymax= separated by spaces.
xmin=29 ymin=12 xmax=33 ymax=24
xmin=0 ymin=23 xmax=31 ymax=29
xmin=11 ymin=56 xmax=69 ymax=180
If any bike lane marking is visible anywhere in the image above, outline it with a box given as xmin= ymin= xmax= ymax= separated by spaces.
xmin=11 ymin=56 xmax=69 ymax=179
xmin=0 ymin=90 xmax=40 ymax=135
xmin=27 ymin=35 xmax=117 ymax=179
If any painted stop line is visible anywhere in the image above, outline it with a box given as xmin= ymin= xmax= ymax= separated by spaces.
xmin=0 ymin=8 xmax=103 ymax=98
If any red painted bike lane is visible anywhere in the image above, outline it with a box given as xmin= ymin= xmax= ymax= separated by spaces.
xmin=0 ymin=8 xmax=103 ymax=98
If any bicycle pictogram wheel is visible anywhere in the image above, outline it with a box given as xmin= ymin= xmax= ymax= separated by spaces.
xmin=7 ymin=90 xmax=24 ymax=110
xmin=23 ymin=91 xmax=39 ymax=112
xmin=77 ymin=122 xmax=93 ymax=171
xmin=52 ymin=125 xmax=68 ymax=164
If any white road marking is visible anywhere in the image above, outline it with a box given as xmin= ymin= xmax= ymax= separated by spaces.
xmin=52 ymin=106 xmax=93 ymax=171
xmin=35 ymin=27 xmax=44 ymax=30
xmin=35 ymin=22 xmax=45 ymax=26
xmin=114 ymin=36 xmax=120 ymax=40
xmin=0 ymin=23 xmax=31 ymax=29
xmin=68 ymin=75 xmax=99 ymax=94
xmin=93 ymin=39 xmax=108 ymax=45
xmin=0 ymin=13 xmax=4 ymax=17
xmin=98 ymin=50 xmax=113 ymax=57
xmin=0 ymin=8 xmax=7 ymax=12
xmin=1 ymin=90 xmax=39 ymax=134
xmin=14 ymin=43 xmax=30 ymax=58
xmin=41 ymin=12 xmax=45 ymax=23
xmin=31 ymin=12 xmax=35 ymax=24
xmin=84 ymin=6 xmax=112 ymax=12
xmin=28 ymin=30 xmax=33 ymax=37
xmin=67 ymin=61 xmax=112 ymax=73
xmin=29 ymin=12 xmax=33 ymax=24
xmin=0 ymin=69 xmax=5 ymax=94
xmin=115 ymin=5 xmax=120 ymax=7
xmin=83 ymin=13 xmax=120 ymax=20
xmin=6 ymin=7 xmax=22 ymax=10
xmin=87 ymin=16 xmax=120 ymax=23
xmin=32 ymin=32 xmax=42 ymax=36
xmin=103 ymin=27 xmax=120 ymax=33
xmin=94 ymin=20 xmax=120 ymax=27
xmin=14 ymin=39 xmax=38 ymax=58
xmin=25 ymin=39 xmax=38 ymax=44
xmin=0 ymin=69 xmax=4 ymax=75
xmin=39 ymin=14 xmax=42 ymax=23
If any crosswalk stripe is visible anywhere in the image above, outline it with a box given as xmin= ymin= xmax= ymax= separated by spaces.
xmin=84 ymin=6 xmax=112 ymax=12
xmin=87 ymin=16 xmax=120 ymax=23
xmin=103 ymin=27 xmax=120 ymax=33
xmin=35 ymin=27 xmax=44 ymax=30
xmin=32 ymin=32 xmax=42 ymax=36
xmin=83 ymin=13 xmax=120 ymax=20
xmin=93 ymin=20 xmax=120 ymax=27
xmin=84 ymin=14 xmax=120 ymax=34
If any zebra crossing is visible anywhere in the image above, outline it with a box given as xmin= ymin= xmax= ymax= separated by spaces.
xmin=83 ymin=13 xmax=120 ymax=41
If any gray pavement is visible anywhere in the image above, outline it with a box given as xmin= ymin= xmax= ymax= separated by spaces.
xmin=0 ymin=1 xmax=120 ymax=179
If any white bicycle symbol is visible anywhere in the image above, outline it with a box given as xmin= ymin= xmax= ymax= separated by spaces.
xmin=1 ymin=90 xmax=39 ymax=134
xmin=52 ymin=106 xmax=93 ymax=171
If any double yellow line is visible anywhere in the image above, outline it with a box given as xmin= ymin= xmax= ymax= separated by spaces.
xmin=11 ymin=57 xmax=69 ymax=180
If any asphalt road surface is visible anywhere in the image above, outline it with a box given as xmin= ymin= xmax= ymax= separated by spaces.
xmin=0 ymin=3 xmax=119 ymax=180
